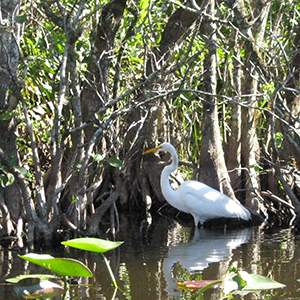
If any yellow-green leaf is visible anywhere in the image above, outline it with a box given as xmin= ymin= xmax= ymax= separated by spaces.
xmin=19 ymin=254 xmax=93 ymax=277
xmin=62 ymin=237 xmax=123 ymax=253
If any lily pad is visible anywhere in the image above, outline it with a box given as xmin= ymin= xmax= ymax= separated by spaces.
xmin=13 ymin=278 xmax=65 ymax=299
xmin=19 ymin=253 xmax=93 ymax=277
xmin=223 ymin=270 xmax=285 ymax=295
xmin=61 ymin=237 xmax=123 ymax=253
xmin=6 ymin=274 xmax=57 ymax=284
xmin=240 ymin=271 xmax=286 ymax=291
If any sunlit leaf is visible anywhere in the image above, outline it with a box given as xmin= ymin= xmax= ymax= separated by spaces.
xmin=13 ymin=278 xmax=65 ymax=299
xmin=0 ymin=172 xmax=15 ymax=187
xmin=19 ymin=254 xmax=93 ymax=277
xmin=61 ymin=237 xmax=123 ymax=253
xmin=94 ymin=153 xmax=105 ymax=162
xmin=71 ymin=195 xmax=77 ymax=203
xmin=6 ymin=172 xmax=15 ymax=185
xmin=239 ymin=271 xmax=286 ymax=291
xmin=139 ymin=0 xmax=149 ymax=10
xmin=275 ymin=132 xmax=283 ymax=148
xmin=139 ymin=0 xmax=149 ymax=21
xmin=224 ymin=270 xmax=285 ymax=295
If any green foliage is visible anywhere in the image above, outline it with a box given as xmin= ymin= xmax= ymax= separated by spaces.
xmin=0 ymin=110 xmax=15 ymax=121
xmin=0 ymin=167 xmax=15 ymax=187
xmin=0 ymin=156 xmax=27 ymax=188
xmin=61 ymin=237 xmax=124 ymax=253
xmin=94 ymin=153 xmax=123 ymax=168
xmin=8 ymin=238 xmax=123 ymax=298
xmin=179 ymin=261 xmax=285 ymax=297
xmin=139 ymin=0 xmax=150 ymax=23
xmin=275 ymin=132 xmax=284 ymax=149
xmin=107 ymin=157 xmax=123 ymax=168
xmin=263 ymin=82 xmax=275 ymax=96
xmin=19 ymin=253 xmax=93 ymax=277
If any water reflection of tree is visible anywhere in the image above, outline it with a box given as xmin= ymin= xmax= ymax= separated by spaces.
xmin=243 ymin=227 xmax=297 ymax=299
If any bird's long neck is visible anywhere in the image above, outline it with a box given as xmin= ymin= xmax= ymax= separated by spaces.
xmin=161 ymin=151 xmax=178 ymax=202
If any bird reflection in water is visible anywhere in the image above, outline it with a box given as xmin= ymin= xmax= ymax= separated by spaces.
xmin=162 ymin=227 xmax=251 ymax=297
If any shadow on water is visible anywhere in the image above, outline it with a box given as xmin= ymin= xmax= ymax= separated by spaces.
xmin=1 ymin=213 xmax=300 ymax=299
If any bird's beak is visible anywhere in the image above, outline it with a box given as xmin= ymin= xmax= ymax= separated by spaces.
xmin=142 ymin=146 xmax=161 ymax=155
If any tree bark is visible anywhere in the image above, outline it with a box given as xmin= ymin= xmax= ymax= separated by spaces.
xmin=280 ymin=23 xmax=300 ymax=168
xmin=0 ymin=0 xmax=23 ymax=245
xmin=81 ymin=0 xmax=127 ymax=140
xmin=198 ymin=0 xmax=235 ymax=199
xmin=240 ymin=0 xmax=270 ymax=212
xmin=226 ymin=33 xmax=242 ymax=198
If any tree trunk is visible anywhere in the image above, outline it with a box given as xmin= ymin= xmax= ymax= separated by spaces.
xmin=280 ymin=23 xmax=300 ymax=168
xmin=226 ymin=33 xmax=243 ymax=198
xmin=0 ymin=0 xmax=23 ymax=246
xmin=240 ymin=0 xmax=270 ymax=212
xmin=198 ymin=0 xmax=235 ymax=199
xmin=129 ymin=4 xmax=200 ymax=209
xmin=81 ymin=0 xmax=127 ymax=140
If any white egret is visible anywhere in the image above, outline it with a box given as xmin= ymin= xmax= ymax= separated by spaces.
xmin=143 ymin=142 xmax=251 ymax=226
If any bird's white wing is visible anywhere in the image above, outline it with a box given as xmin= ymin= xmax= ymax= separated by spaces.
xmin=179 ymin=180 xmax=250 ymax=223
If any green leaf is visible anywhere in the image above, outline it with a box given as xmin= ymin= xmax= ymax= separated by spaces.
xmin=6 ymin=172 xmax=15 ymax=185
xmin=139 ymin=0 xmax=149 ymax=10
xmin=94 ymin=153 xmax=105 ymax=162
xmin=0 ymin=174 xmax=7 ymax=187
xmin=139 ymin=0 xmax=149 ymax=24
xmin=71 ymin=195 xmax=77 ymax=203
xmin=15 ymin=14 xmax=27 ymax=24
xmin=275 ymin=132 xmax=283 ymax=148
xmin=14 ymin=166 xmax=28 ymax=177
xmin=107 ymin=157 xmax=123 ymax=168
xmin=240 ymin=271 xmax=286 ymax=291
xmin=19 ymin=253 xmax=93 ymax=277
xmin=61 ymin=237 xmax=123 ymax=253
xmin=223 ymin=270 xmax=285 ymax=295
xmin=0 ymin=172 xmax=15 ymax=187
xmin=232 ymin=273 xmax=247 ymax=290
xmin=0 ymin=110 xmax=14 ymax=121
xmin=13 ymin=278 xmax=65 ymax=299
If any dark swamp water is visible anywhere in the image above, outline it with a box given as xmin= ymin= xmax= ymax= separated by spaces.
xmin=1 ymin=213 xmax=300 ymax=299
